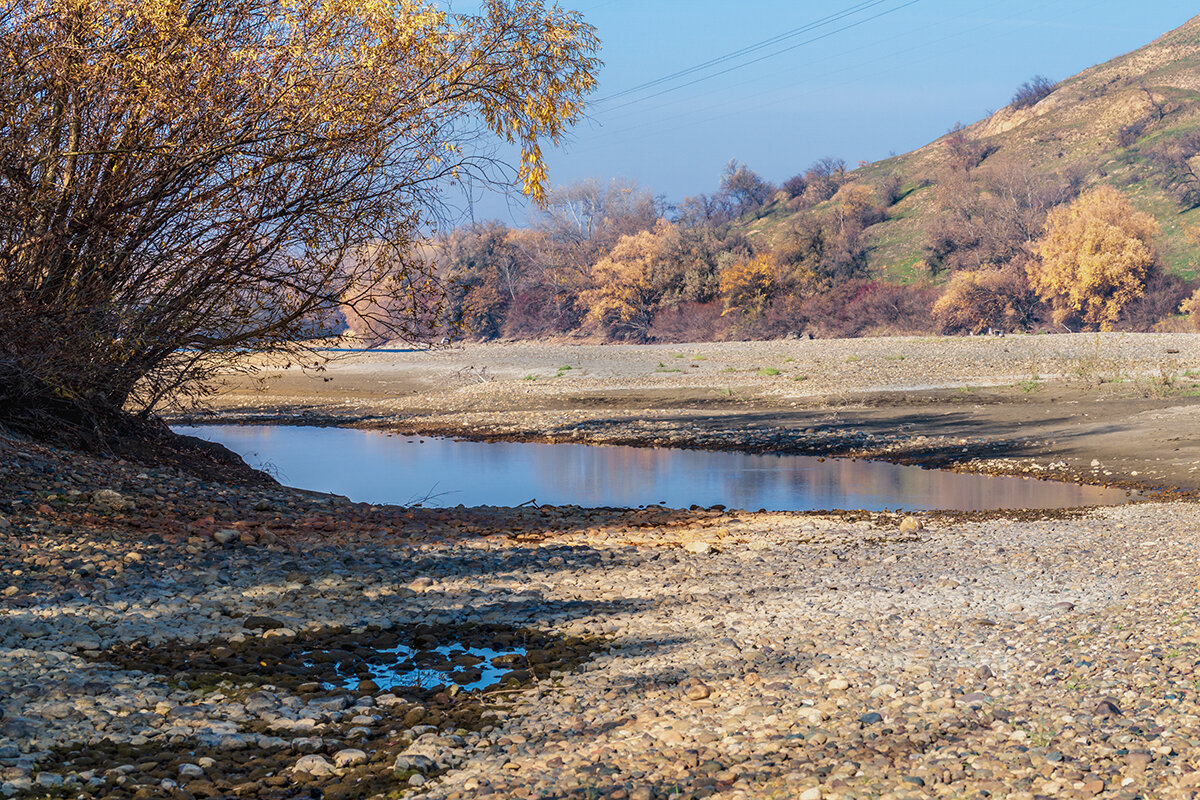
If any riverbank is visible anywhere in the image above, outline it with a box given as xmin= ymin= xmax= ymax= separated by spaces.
xmin=6 ymin=425 xmax=1200 ymax=799
xmin=182 ymin=333 xmax=1200 ymax=492
xmin=6 ymin=332 xmax=1200 ymax=799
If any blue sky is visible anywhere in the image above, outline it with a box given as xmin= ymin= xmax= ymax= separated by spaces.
xmin=453 ymin=1 xmax=1199 ymax=223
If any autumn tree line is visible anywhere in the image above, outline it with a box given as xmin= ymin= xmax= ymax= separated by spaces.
xmin=360 ymin=127 xmax=1200 ymax=345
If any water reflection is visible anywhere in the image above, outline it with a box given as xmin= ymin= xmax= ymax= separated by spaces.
xmin=176 ymin=425 xmax=1134 ymax=512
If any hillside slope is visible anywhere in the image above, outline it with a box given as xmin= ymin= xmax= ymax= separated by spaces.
xmin=746 ymin=14 xmax=1200 ymax=283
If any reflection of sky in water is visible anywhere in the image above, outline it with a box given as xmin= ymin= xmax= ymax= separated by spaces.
xmin=176 ymin=425 xmax=1133 ymax=512
xmin=308 ymin=643 xmax=524 ymax=693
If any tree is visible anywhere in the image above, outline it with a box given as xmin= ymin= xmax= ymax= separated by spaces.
xmin=718 ymin=160 xmax=775 ymax=217
xmin=925 ymin=159 xmax=1079 ymax=273
xmin=532 ymin=178 xmax=660 ymax=284
xmin=1027 ymin=186 xmax=1159 ymax=330
xmin=719 ymin=255 xmax=776 ymax=319
xmin=0 ymin=0 xmax=599 ymax=438
xmin=578 ymin=221 xmax=671 ymax=340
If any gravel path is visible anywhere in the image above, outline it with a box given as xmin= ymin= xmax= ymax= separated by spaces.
xmin=6 ymin=428 xmax=1200 ymax=799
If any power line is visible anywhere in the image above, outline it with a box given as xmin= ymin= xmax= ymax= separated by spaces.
xmin=596 ymin=0 xmax=922 ymax=114
xmin=593 ymin=0 xmax=895 ymax=104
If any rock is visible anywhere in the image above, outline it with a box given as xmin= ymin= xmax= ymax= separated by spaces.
xmin=408 ymin=577 xmax=435 ymax=592
xmin=1050 ymin=601 xmax=1076 ymax=614
xmin=213 ymin=528 xmax=239 ymax=545
xmin=0 ymin=517 xmax=10 ymax=529
xmin=859 ymin=712 xmax=884 ymax=725
xmin=332 ymin=749 xmax=367 ymax=768
xmin=1094 ymin=699 xmax=1122 ymax=718
xmin=408 ymin=773 xmax=427 ymax=787
xmin=357 ymin=679 xmax=379 ymax=693
xmin=292 ymin=755 xmax=337 ymax=777
xmin=898 ymin=515 xmax=923 ymax=533
xmin=308 ymin=695 xmax=351 ymax=712
xmin=244 ymin=691 xmax=279 ymax=714
xmin=1125 ymin=751 xmax=1152 ymax=773
xmin=178 ymin=764 xmax=204 ymax=779
xmin=91 ymin=489 xmax=126 ymax=511
xmin=800 ymin=788 xmax=822 ymax=800
xmin=394 ymin=753 xmax=435 ymax=772
xmin=243 ymin=616 xmax=285 ymax=630
xmin=682 ymin=541 xmax=714 ymax=555
xmin=958 ymin=692 xmax=988 ymax=708
xmin=686 ymin=684 xmax=711 ymax=700
xmin=1 ymin=587 xmax=16 ymax=597
xmin=976 ymin=664 xmax=994 ymax=680
xmin=826 ymin=678 xmax=850 ymax=692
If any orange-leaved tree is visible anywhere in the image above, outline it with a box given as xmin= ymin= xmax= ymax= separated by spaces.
xmin=1027 ymin=186 xmax=1159 ymax=330
xmin=0 ymin=0 xmax=599 ymax=438
xmin=719 ymin=255 xmax=776 ymax=318
xmin=579 ymin=221 xmax=672 ymax=340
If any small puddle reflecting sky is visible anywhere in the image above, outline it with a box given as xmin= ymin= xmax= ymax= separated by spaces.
xmin=177 ymin=425 xmax=1134 ymax=512
xmin=308 ymin=643 xmax=525 ymax=693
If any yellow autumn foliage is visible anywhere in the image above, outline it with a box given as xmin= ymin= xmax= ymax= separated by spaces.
xmin=0 ymin=0 xmax=600 ymax=423
xmin=580 ymin=221 xmax=673 ymax=338
xmin=719 ymin=255 xmax=776 ymax=316
xmin=1027 ymin=186 xmax=1159 ymax=330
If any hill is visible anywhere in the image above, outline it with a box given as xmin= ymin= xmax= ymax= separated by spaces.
xmin=742 ymin=14 xmax=1200 ymax=285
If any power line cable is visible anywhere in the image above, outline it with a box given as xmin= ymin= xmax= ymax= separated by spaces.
xmin=597 ymin=0 xmax=922 ymax=113
xmin=593 ymin=0 xmax=894 ymax=104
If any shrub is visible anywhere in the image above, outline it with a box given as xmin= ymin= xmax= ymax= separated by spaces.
xmin=1178 ymin=288 xmax=1200 ymax=331
xmin=1011 ymin=75 xmax=1056 ymax=110
xmin=1116 ymin=272 xmax=1192 ymax=331
xmin=648 ymin=302 xmax=728 ymax=342
xmin=932 ymin=263 xmax=1043 ymax=334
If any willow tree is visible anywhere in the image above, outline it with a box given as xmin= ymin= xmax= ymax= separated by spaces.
xmin=1028 ymin=186 xmax=1158 ymax=330
xmin=0 ymin=0 xmax=599 ymax=437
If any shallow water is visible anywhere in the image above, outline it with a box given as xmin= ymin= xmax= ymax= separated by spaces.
xmin=177 ymin=424 xmax=1135 ymax=511
xmin=307 ymin=642 xmax=525 ymax=693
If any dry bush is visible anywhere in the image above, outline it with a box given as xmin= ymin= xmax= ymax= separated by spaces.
xmin=1115 ymin=272 xmax=1192 ymax=331
xmin=944 ymin=124 xmax=995 ymax=173
xmin=932 ymin=262 xmax=1043 ymax=334
xmin=779 ymin=281 xmax=937 ymax=338
xmin=648 ymin=302 xmax=729 ymax=342
xmin=925 ymin=159 xmax=1080 ymax=272
xmin=1011 ymin=75 xmax=1056 ymax=110
xmin=1179 ymin=288 xmax=1200 ymax=331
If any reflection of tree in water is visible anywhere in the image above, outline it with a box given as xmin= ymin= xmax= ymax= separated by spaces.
xmin=178 ymin=426 xmax=1130 ymax=512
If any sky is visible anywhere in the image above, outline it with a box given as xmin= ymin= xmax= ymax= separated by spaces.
xmin=451 ymin=0 xmax=1200 ymax=224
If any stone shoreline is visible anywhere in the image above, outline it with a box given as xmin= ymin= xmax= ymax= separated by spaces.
xmin=6 ymin=423 xmax=1200 ymax=799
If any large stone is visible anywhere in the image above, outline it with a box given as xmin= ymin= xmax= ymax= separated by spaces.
xmin=91 ymin=490 xmax=126 ymax=511
xmin=332 ymin=749 xmax=367 ymax=768
xmin=292 ymin=755 xmax=336 ymax=777
xmin=393 ymin=753 xmax=435 ymax=772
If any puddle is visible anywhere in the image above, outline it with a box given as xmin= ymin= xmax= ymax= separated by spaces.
xmin=177 ymin=424 xmax=1137 ymax=511
xmin=305 ymin=642 xmax=527 ymax=693
xmin=100 ymin=622 xmax=597 ymax=701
